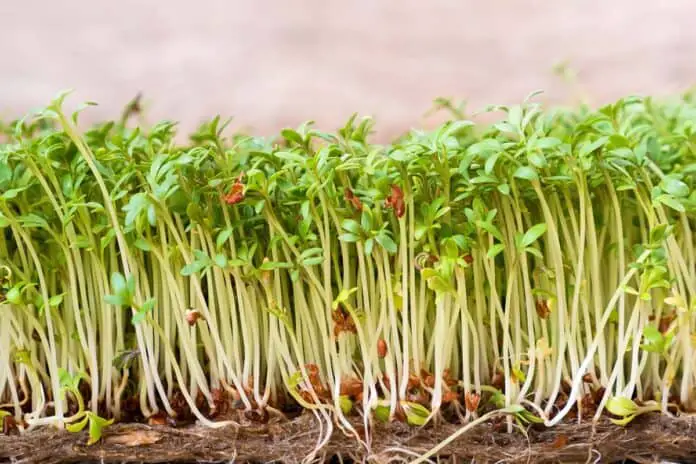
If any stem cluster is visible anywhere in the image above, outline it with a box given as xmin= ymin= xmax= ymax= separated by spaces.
xmin=2 ymin=93 xmax=696 ymax=453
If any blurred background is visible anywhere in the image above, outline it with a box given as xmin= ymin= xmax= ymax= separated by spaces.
xmin=1 ymin=0 xmax=695 ymax=140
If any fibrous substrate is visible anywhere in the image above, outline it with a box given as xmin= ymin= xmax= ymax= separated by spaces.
xmin=2 ymin=93 xmax=696 ymax=459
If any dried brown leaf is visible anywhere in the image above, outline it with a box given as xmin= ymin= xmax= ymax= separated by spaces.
xmin=105 ymin=429 xmax=162 ymax=446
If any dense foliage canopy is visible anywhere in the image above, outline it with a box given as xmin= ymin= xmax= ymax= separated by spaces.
xmin=2 ymin=92 xmax=696 ymax=457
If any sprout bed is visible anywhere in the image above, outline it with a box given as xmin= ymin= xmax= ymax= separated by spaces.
xmin=2 ymin=92 xmax=696 ymax=463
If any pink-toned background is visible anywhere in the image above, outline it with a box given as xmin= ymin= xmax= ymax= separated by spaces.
xmin=1 ymin=0 xmax=695 ymax=139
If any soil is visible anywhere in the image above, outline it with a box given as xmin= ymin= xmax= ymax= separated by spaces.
xmin=2 ymin=414 xmax=696 ymax=463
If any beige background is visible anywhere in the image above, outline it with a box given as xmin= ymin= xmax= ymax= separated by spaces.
xmin=1 ymin=0 xmax=695 ymax=139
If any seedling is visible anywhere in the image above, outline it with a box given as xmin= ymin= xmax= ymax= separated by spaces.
xmin=1 ymin=91 xmax=696 ymax=461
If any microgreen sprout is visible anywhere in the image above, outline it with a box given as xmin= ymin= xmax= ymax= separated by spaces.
xmin=2 ymin=92 xmax=696 ymax=458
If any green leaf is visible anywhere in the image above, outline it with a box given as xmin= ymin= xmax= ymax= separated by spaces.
xmin=525 ymin=247 xmax=544 ymax=259
xmin=414 ymin=223 xmax=429 ymax=240
xmin=467 ymin=139 xmax=502 ymax=158
xmin=126 ymin=276 xmax=136 ymax=298
xmin=181 ymin=262 xmax=206 ymax=276
xmin=147 ymin=204 xmax=157 ymax=226
xmin=525 ymin=89 xmax=544 ymax=101
xmin=13 ymin=349 xmax=31 ymax=365
xmin=100 ymin=229 xmax=117 ymax=250
xmin=300 ymin=247 xmax=323 ymax=259
xmin=339 ymin=395 xmax=353 ymax=415
xmin=0 ymin=162 xmax=11 ymax=185
xmin=113 ymin=350 xmax=140 ymax=370
xmin=534 ymin=137 xmax=561 ymax=149
xmin=640 ymin=325 xmax=669 ymax=353
xmin=404 ymin=401 xmax=430 ymax=419
xmin=333 ymin=287 xmax=358 ymax=307
xmin=649 ymin=224 xmax=671 ymax=244
xmin=404 ymin=407 xmax=430 ymax=426
xmin=131 ymin=310 xmax=148 ymax=325
xmin=425 ymin=274 xmax=455 ymax=295
xmin=606 ymin=396 xmax=639 ymax=417
xmin=643 ymin=325 xmax=663 ymax=343
xmin=123 ymin=193 xmax=150 ymax=227
xmin=622 ymin=286 xmax=639 ymax=296
xmin=66 ymin=415 xmax=89 ymax=433
xmin=5 ymin=286 xmax=22 ymax=304
xmin=87 ymin=413 xmax=114 ymax=445
xmin=507 ymin=105 xmax=523 ymax=129
xmin=518 ymin=410 xmax=544 ymax=424
xmin=259 ymin=261 xmax=292 ymax=271
xmin=376 ymin=234 xmax=397 ymax=254
xmin=48 ymin=294 xmax=64 ymax=307
xmin=274 ymin=151 xmax=305 ymax=164
xmin=494 ymin=122 xmax=517 ymax=134
xmin=280 ymin=129 xmax=304 ymax=146
xmin=497 ymin=183 xmax=510 ymax=195
xmin=433 ymin=205 xmax=450 ymax=221
xmin=186 ymin=203 xmax=203 ymax=222
xmin=110 ymin=272 xmax=127 ymax=299
xmin=214 ymin=253 xmax=227 ymax=268
xmin=501 ymin=404 xmax=525 ymax=414
xmin=487 ymin=244 xmax=505 ymax=259
xmin=512 ymin=366 xmax=526 ymax=383
xmin=420 ymin=268 xmax=437 ymax=280
xmin=287 ymin=371 xmax=303 ymax=390
xmin=661 ymin=177 xmax=689 ymax=198
xmin=373 ymin=404 xmax=390 ymax=423
xmin=485 ymin=152 xmax=501 ymax=174
xmin=364 ymin=238 xmax=374 ymax=256
xmin=521 ymin=223 xmax=547 ymax=248
xmin=134 ymin=238 xmax=152 ymax=251
xmin=59 ymin=368 xmax=77 ymax=389
xmin=104 ymin=294 xmax=125 ymax=306
xmin=360 ymin=210 xmax=373 ymax=232
xmin=476 ymin=220 xmax=504 ymax=242
xmin=657 ymin=195 xmax=685 ymax=213
xmin=2 ymin=187 xmax=28 ymax=200
xmin=609 ymin=133 xmax=630 ymax=148
xmin=216 ymin=228 xmax=234 ymax=250
xmin=342 ymin=219 xmax=361 ymax=235
xmin=513 ymin=166 xmax=538 ymax=181
xmin=140 ymin=298 xmax=156 ymax=314
xmin=442 ymin=120 xmax=475 ymax=138
xmin=578 ymin=137 xmax=608 ymax=157
xmin=471 ymin=174 xmax=497 ymax=185
xmin=302 ymin=256 xmax=324 ymax=266
xmin=610 ymin=413 xmax=638 ymax=426
xmin=339 ymin=233 xmax=360 ymax=243
xmin=19 ymin=214 xmax=48 ymax=229
xmin=254 ymin=199 xmax=265 ymax=213
xmin=528 ymin=152 xmax=547 ymax=168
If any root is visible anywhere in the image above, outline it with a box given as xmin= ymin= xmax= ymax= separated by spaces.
xmin=2 ymin=413 xmax=696 ymax=463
